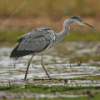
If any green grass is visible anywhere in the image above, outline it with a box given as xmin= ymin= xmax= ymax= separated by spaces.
xmin=0 ymin=31 xmax=25 ymax=43
xmin=33 ymin=77 xmax=88 ymax=81
xmin=0 ymin=97 xmax=94 ymax=100
xmin=33 ymin=76 xmax=100 ymax=81
xmin=0 ymin=85 xmax=20 ymax=90
xmin=0 ymin=31 xmax=100 ymax=43
xmin=63 ymin=32 xmax=100 ymax=41
xmin=1 ymin=85 xmax=100 ymax=93
xmin=0 ymin=97 xmax=90 ymax=100
xmin=1 ymin=85 xmax=100 ymax=100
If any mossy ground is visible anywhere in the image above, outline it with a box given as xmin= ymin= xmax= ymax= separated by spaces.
xmin=63 ymin=31 xmax=100 ymax=41
xmin=1 ymin=96 xmax=100 ymax=100
xmin=0 ymin=84 xmax=100 ymax=94
xmin=1 ymin=84 xmax=100 ymax=100
xmin=0 ymin=32 xmax=100 ymax=43
xmin=0 ymin=28 xmax=100 ymax=43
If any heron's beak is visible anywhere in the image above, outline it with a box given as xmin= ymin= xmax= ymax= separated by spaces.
xmin=81 ymin=21 xmax=94 ymax=28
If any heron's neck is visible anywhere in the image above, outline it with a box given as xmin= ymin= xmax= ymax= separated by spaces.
xmin=55 ymin=24 xmax=70 ymax=44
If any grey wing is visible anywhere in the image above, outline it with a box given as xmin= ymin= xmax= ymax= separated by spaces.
xmin=18 ymin=27 xmax=53 ymax=43
xmin=18 ymin=37 xmax=50 ymax=52
xmin=18 ymin=32 xmax=32 ymax=43
xmin=17 ymin=28 xmax=55 ymax=52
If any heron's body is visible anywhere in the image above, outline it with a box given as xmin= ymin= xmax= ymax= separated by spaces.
xmin=10 ymin=28 xmax=55 ymax=58
xmin=10 ymin=16 xmax=93 ymax=80
xmin=10 ymin=26 xmax=70 ymax=59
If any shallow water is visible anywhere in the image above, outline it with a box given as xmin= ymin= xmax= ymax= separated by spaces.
xmin=0 ymin=41 xmax=100 ymax=87
xmin=0 ymin=91 xmax=87 ymax=98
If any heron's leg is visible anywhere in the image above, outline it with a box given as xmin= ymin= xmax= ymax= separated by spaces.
xmin=24 ymin=55 xmax=34 ymax=80
xmin=41 ymin=55 xmax=51 ymax=79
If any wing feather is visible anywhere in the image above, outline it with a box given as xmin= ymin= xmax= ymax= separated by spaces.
xmin=18 ymin=28 xmax=55 ymax=52
xmin=18 ymin=36 xmax=50 ymax=52
xmin=10 ymin=28 xmax=55 ymax=58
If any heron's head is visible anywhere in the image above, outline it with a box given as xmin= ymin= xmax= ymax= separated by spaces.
xmin=70 ymin=16 xmax=93 ymax=28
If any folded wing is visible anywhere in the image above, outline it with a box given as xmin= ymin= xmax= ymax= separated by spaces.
xmin=10 ymin=28 xmax=55 ymax=59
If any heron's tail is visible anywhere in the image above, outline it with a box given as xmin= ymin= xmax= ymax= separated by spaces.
xmin=10 ymin=44 xmax=34 ymax=59
xmin=10 ymin=44 xmax=20 ymax=59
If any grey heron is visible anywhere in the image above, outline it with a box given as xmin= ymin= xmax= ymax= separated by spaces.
xmin=10 ymin=16 xmax=93 ymax=80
